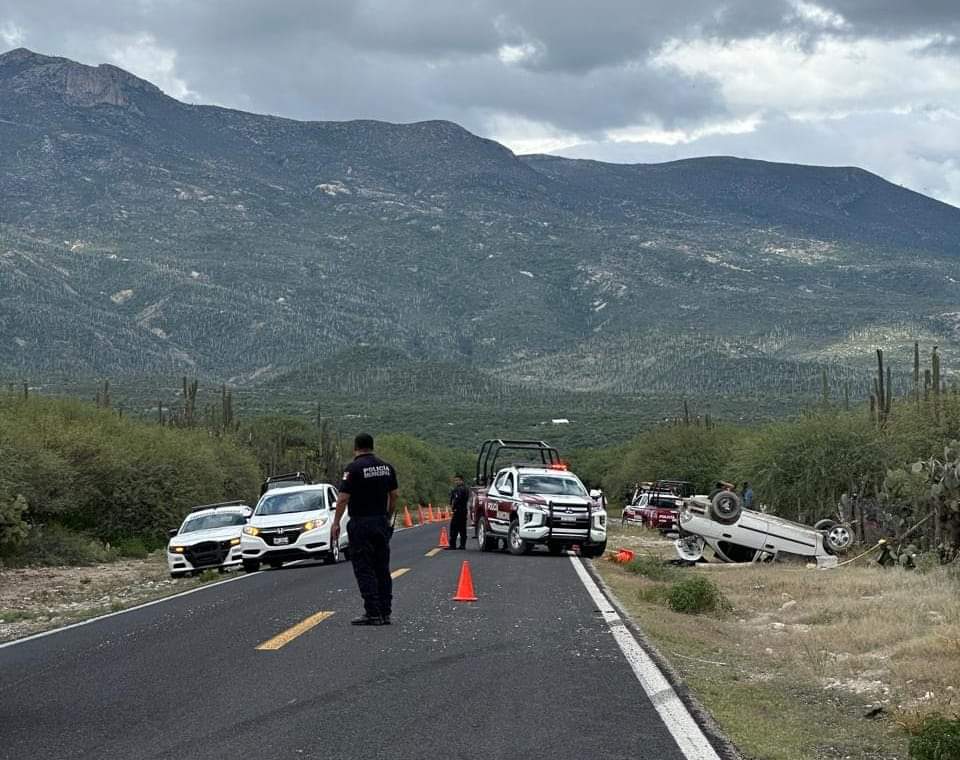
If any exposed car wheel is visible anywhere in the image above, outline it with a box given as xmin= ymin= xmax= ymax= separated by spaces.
xmin=507 ymin=521 xmax=531 ymax=555
xmin=324 ymin=540 xmax=341 ymax=565
xmin=709 ymin=491 xmax=742 ymax=525
xmin=242 ymin=560 xmax=260 ymax=573
xmin=819 ymin=521 xmax=853 ymax=554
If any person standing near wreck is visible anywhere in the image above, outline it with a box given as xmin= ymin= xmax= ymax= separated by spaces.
xmin=332 ymin=433 xmax=399 ymax=626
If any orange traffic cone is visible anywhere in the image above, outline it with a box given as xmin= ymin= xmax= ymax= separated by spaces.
xmin=439 ymin=526 xmax=450 ymax=548
xmin=418 ymin=506 xmax=425 ymax=526
xmin=428 ymin=505 xmax=435 ymax=522
xmin=403 ymin=506 xmax=414 ymax=528
xmin=453 ymin=560 xmax=478 ymax=602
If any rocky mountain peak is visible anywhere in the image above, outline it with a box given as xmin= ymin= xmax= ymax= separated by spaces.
xmin=0 ymin=46 xmax=161 ymax=107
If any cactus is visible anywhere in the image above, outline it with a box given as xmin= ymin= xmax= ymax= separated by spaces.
xmin=914 ymin=341 xmax=921 ymax=404
xmin=221 ymin=384 xmax=234 ymax=431
xmin=181 ymin=376 xmax=198 ymax=427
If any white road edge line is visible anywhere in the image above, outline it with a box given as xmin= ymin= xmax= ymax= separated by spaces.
xmin=569 ymin=555 xmax=722 ymax=760
xmin=0 ymin=570 xmax=261 ymax=651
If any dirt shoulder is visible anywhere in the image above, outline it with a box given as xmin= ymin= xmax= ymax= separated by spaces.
xmin=596 ymin=524 xmax=960 ymax=760
xmin=0 ymin=554 xmax=224 ymax=643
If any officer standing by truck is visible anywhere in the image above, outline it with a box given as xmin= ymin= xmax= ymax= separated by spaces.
xmin=448 ymin=474 xmax=469 ymax=550
xmin=332 ymin=433 xmax=399 ymax=626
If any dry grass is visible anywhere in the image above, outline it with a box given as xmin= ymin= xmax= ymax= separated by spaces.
xmin=598 ymin=524 xmax=960 ymax=760
xmin=0 ymin=553 xmax=219 ymax=642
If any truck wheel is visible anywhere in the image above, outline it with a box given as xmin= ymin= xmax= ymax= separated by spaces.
xmin=548 ymin=542 xmax=565 ymax=555
xmin=582 ymin=541 xmax=607 ymax=558
xmin=477 ymin=519 xmax=495 ymax=552
xmin=242 ymin=560 xmax=260 ymax=573
xmin=709 ymin=491 xmax=742 ymax=525
xmin=507 ymin=521 xmax=532 ymax=555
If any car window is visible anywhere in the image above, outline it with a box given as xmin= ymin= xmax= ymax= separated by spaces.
xmin=501 ymin=473 xmax=515 ymax=495
xmin=256 ymin=491 xmax=325 ymax=516
xmin=650 ymin=496 xmax=680 ymax=508
xmin=494 ymin=471 xmax=510 ymax=492
xmin=518 ymin=475 xmax=588 ymax=497
xmin=180 ymin=513 xmax=246 ymax=532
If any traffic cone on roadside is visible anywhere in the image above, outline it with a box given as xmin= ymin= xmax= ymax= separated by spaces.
xmin=403 ymin=506 xmax=414 ymax=528
xmin=428 ymin=505 xmax=435 ymax=522
xmin=453 ymin=560 xmax=478 ymax=602
xmin=439 ymin=526 xmax=450 ymax=548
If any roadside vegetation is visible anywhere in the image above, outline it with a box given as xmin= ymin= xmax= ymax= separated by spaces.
xmin=0 ymin=392 xmax=468 ymax=567
xmin=599 ymin=524 xmax=960 ymax=760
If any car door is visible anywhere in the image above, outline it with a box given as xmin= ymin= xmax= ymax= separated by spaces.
xmin=488 ymin=471 xmax=515 ymax=531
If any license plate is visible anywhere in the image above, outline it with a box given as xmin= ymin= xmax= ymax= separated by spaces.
xmin=560 ymin=514 xmax=577 ymax=522
xmin=273 ymin=536 xmax=289 ymax=545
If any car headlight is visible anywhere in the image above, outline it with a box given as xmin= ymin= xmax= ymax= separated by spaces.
xmin=230 ymin=538 xmax=241 ymax=545
xmin=303 ymin=518 xmax=328 ymax=531
xmin=170 ymin=545 xmax=185 ymax=553
xmin=243 ymin=526 xmax=260 ymax=537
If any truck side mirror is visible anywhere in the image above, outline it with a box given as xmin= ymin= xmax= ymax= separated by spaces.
xmin=168 ymin=528 xmax=178 ymax=538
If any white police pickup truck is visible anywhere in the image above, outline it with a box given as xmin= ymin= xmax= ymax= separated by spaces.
xmin=167 ymin=501 xmax=252 ymax=578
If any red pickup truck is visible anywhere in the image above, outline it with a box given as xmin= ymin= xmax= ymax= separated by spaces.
xmin=468 ymin=439 xmax=608 ymax=557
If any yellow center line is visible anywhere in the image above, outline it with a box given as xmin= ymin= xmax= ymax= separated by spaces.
xmin=391 ymin=567 xmax=410 ymax=579
xmin=425 ymin=548 xmax=443 ymax=557
xmin=256 ymin=611 xmax=335 ymax=651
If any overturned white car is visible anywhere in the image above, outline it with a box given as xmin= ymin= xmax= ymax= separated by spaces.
xmin=674 ymin=491 xmax=852 ymax=568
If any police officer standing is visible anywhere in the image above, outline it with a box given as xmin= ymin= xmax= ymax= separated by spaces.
xmin=448 ymin=474 xmax=469 ymax=550
xmin=332 ymin=433 xmax=398 ymax=626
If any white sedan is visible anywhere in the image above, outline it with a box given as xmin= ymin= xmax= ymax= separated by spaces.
xmin=167 ymin=502 xmax=251 ymax=578
xmin=239 ymin=483 xmax=349 ymax=571
xmin=674 ymin=491 xmax=852 ymax=568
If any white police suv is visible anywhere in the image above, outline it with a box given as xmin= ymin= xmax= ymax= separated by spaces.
xmin=167 ymin=501 xmax=252 ymax=578
xmin=240 ymin=483 xmax=348 ymax=572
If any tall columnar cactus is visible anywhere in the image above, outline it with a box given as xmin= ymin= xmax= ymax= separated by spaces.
xmin=221 ymin=384 xmax=234 ymax=431
xmin=914 ymin=341 xmax=921 ymax=404
xmin=182 ymin=376 xmax=198 ymax=427
xmin=932 ymin=347 xmax=941 ymax=424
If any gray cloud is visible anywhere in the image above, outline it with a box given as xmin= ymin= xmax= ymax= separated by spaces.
xmin=1 ymin=0 xmax=958 ymax=205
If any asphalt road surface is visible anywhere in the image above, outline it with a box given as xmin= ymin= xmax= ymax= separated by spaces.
xmin=0 ymin=525 xmax=723 ymax=760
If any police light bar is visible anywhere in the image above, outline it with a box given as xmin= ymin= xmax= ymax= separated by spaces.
xmin=549 ymin=463 xmax=569 ymax=471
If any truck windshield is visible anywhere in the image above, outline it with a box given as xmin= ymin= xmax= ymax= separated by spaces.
xmin=181 ymin=513 xmax=246 ymax=533
xmin=519 ymin=475 xmax=588 ymax=497
xmin=256 ymin=491 xmax=325 ymax=516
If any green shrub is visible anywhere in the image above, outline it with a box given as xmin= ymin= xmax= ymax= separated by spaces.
xmin=112 ymin=537 xmax=150 ymax=559
xmin=627 ymin=556 xmax=677 ymax=582
xmin=668 ymin=575 xmax=731 ymax=615
xmin=5 ymin=524 xmax=114 ymax=567
xmin=637 ymin=585 xmax=673 ymax=606
xmin=909 ymin=715 xmax=960 ymax=760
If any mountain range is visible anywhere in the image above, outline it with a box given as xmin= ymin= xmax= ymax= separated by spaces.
xmin=2 ymin=47 xmax=959 ymax=435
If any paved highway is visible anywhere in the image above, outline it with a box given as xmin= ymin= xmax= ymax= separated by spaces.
xmin=0 ymin=525 xmax=726 ymax=760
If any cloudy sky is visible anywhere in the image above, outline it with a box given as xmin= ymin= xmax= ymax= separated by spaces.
xmin=3 ymin=1 xmax=960 ymax=205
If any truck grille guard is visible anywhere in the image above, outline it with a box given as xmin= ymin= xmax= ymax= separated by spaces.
xmin=546 ymin=499 xmax=594 ymax=545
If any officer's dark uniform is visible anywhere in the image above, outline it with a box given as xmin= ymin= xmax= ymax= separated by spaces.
xmin=340 ymin=453 xmax=398 ymax=622
xmin=449 ymin=481 xmax=469 ymax=549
